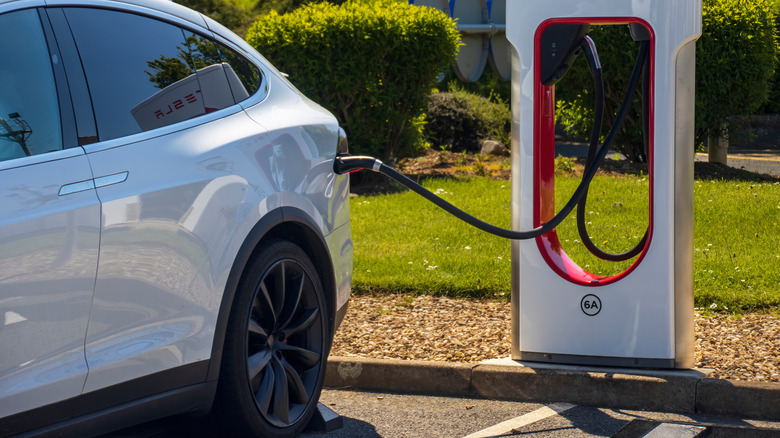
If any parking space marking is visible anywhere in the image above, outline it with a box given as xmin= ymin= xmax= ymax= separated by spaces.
xmin=460 ymin=402 xmax=576 ymax=438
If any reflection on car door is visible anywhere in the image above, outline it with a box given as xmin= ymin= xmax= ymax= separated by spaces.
xmin=0 ymin=153 xmax=100 ymax=417
xmin=0 ymin=8 xmax=100 ymax=417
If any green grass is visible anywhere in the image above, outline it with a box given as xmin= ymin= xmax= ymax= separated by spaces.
xmin=351 ymin=178 xmax=513 ymax=298
xmin=551 ymin=173 xmax=650 ymax=277
xmin=692 ymin=179 xmax=780 ymax=312
xmin=350 ymin=175 xmax=780 ymax=313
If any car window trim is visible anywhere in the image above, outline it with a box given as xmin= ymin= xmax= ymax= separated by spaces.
xmin=79 ymin=106 xmax=252 ymax=154
xmin=0 ymin=145 xmax=87 ymax=172
xmin=44 ymin=7 xmax=100 ymax=146
xmin=37 ymin=7 xmax=79 ymax=150
xmin=44 ymin=0 xmax=209 ymax=30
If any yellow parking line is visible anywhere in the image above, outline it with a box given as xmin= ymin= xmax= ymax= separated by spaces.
xmin=695 ymin=152 xmax=780 ymax=162
xmin=731 ymin=155 xmax=780 ymax=162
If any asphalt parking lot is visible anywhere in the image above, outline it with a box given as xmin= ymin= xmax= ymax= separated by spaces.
xmin=304 ymin=389 xmax=780 ymax=438
xmin=694 ymin=150 xmax=780 ymax=177
xmin=107 ymin=387 xmax=780 ymax=438
xmin=557 ymin=141 xmax=780 ymax=179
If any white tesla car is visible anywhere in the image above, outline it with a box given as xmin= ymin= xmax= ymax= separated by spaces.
xmin=0 ymin=0 xmax=353 ymax=436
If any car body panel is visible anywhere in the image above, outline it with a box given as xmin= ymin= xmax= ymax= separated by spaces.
xmin=82 ymin=110 xmax=279 ymax=391
xmin=0 ymin=0 xmax=352 ymax=432
xmin=82 ymin=100 xmax=350 ymax=393
xmin=240 ymin=78 xmax=353 ymax=313
xmin=326 ymin=222 xmax=353 ymax=313
xmin=0 ymin=149 xmax=100 ymax=417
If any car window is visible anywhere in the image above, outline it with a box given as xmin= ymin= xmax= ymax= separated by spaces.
xmin=0 ymin=10 xmax=62 ymax=163
xmin=210 ymin=38 xmax=263 ymax=101
xmin=63 ymin=8 xmax=263 ymax=141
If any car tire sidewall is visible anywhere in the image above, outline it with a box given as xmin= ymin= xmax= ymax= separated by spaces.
xmin=215 ymin=239 xmax=328 ymax=438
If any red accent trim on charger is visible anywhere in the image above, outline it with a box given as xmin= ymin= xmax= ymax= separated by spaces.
xmin=532 ymin=17 xmax=656 ymax=287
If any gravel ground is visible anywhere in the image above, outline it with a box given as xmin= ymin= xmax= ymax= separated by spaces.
xmin=331 ymin=293 xmax=780 ymax=382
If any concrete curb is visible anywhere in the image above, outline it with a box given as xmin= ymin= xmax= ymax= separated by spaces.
xmin=324 ymin=356 xmax=780 ymax=421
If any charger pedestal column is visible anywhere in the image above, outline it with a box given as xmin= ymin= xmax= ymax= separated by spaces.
xmin=508 ymin=0 xmax=701 ymax=368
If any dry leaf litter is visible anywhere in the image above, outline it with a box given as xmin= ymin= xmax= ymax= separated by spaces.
xmin=331 ymin=294 xmax=780 ymax=382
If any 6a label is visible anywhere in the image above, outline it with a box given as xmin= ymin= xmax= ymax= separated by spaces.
xmin=581 ymin=294 xmax=602 ymax=316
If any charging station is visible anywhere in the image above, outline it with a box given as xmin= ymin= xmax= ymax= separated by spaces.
xmin=507 ymin=1 xmax=702 ymax=368
xmin=339 ymin=0 xmax=703 ymax=370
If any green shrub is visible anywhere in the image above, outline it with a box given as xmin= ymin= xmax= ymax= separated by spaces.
xmin=460 ymin=89 xmax=511 ymax=147
xmin=439 ymin=66 xmax=511 ymax=104
xmin=253 ymin=0 xmax=349 ymax=15
xmin=697 ymin=0 xmax=778 ymax=133
xmin=425 ymin=88 xmax=510 ymax=152
xmin=762 ymin=64 xmax=780 ymax=114
xmin=246 ymin=0 xmax=460 ymax=161
xmin=425 ymin=93 xmax=481 ymax=152
xmin=761 ymin=1 xmax=780 ymax=113
xmin=556 ymin=0 xmax=778 ymax=161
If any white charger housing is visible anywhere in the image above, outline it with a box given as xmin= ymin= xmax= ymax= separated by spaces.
xmin=507 ymin=0 xmax=702 ymax=368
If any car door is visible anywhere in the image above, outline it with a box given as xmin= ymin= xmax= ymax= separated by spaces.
xmin=52 ymin=6 xmax=270 ymax=392
xmin=0 ymin=7 xmax=99 ymax=418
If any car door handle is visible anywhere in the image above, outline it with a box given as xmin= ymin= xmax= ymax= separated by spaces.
xmin=59 ymin=179 xmax=95 ymax=196
xmin=94 ymin=171 xmax=129 ymax=189
xmin=59 ymin=172 xmax=128 ymax=197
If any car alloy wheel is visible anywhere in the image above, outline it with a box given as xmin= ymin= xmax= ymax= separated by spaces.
xmin=216 ymin=240 xmax=327 ymax=437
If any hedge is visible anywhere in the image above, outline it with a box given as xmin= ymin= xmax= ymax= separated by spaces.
xmin=556 ymin=0 xmax=778 ymax=161
xmin=761 ymin=0 xmax=780 ymax=113
xmin=425 ymin=88 xmax=511 ymax=152
xmin=253 ymin=0 xmax=348 ymax=15
xmin=697 ymin=0 xmax=778 ymax=134
xmin=246 ymin=0 xmax=460 ymax=161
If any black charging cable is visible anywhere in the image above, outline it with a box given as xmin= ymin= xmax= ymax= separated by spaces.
xmin=334 ymin=39 xmax=650 ymax=243
xmin=575 ymin=39 xmax=650 ymax=261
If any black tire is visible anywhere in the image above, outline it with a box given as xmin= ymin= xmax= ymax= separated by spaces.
xmin=214 ymin=239 xmax=328 ymax=438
